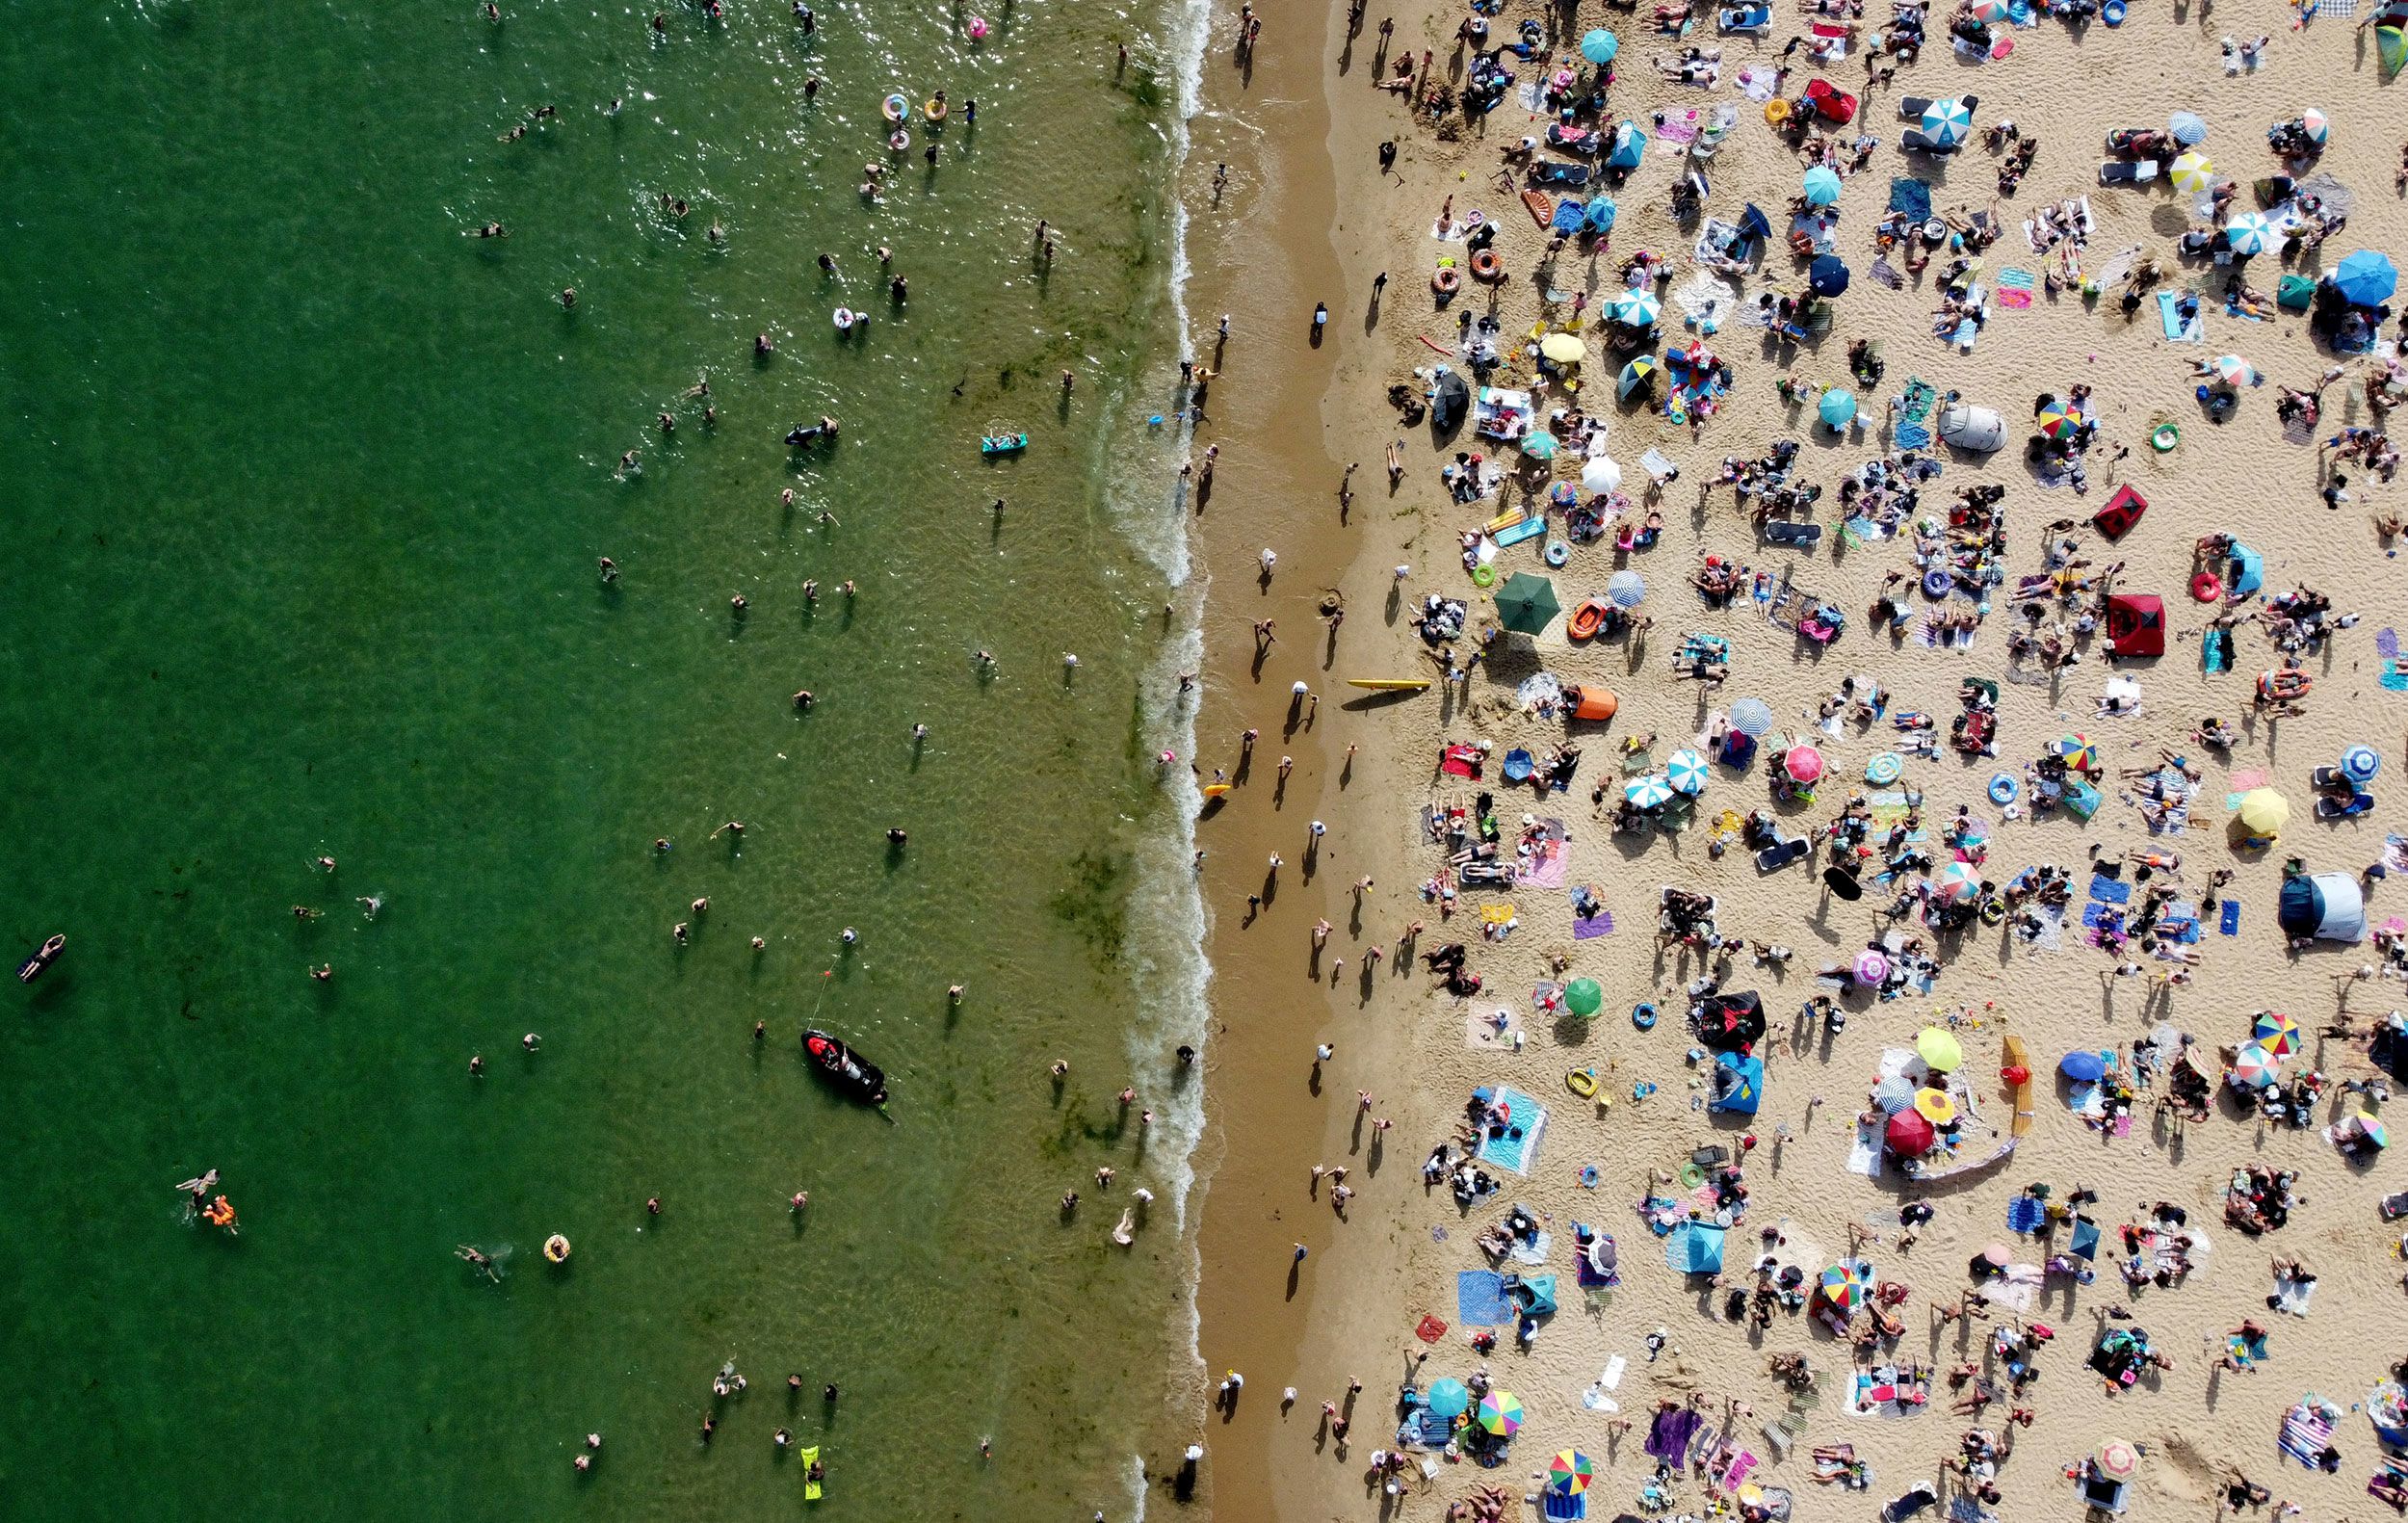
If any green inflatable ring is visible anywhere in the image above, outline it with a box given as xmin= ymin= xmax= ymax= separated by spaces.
xmin=1472 ymin=564 xmax=1497 ymax=588
xmin=1679 ymin=1162 xmax=1707 ymax=1188
xmin=2151 ymin=422 xmax=2180 ymax=452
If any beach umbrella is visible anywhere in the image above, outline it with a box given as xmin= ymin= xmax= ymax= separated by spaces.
xmin=2381 ymin=25 xmax=2406 ymax=78
xmin=1549 ymin=481 xmax=1578 ymax=508
xmin=1581 ymin=456 xmax=1624 ymax=495
xmin=1818 ymin=387 xmax=1858 ymax=429
xmin=1476 ymin=1390 xmax=1525 ymax=1436
xmin=1427 ymin=1378 xmax=1472 ymax=1418
xmin=1855 ymin=950 xmax=1890 ymax=985
xmin=1584 ymin=197 xmax=1618 ymax=234
xmin=2356 ymin=1113 xmax=2390 ymax=1150
xmin=2237 ymin=786 xmax=2290 ymax=834
xmin=1914 ymin=1087 xmax=1957 ymax=1126
xmin=1581 ymin=27 xmax=1620 ymax=63
xmin=1921 ymin=97 xmax=1975 ymax=146
xmin=1801 ymin=166 xmax=1843 ymax=206
xmin=1665 ymin=748 xmax=1710 ymax=796
xmin=1934 ymin=860 xmax=1982 ymax=903
xmin=2170 ymin=151 xmax=2214 ymax=194
xmin=1616 ymin=354 xmax=1659 ymax=399
xmin=1522 ymin=430 xmax=1559 ymax=460
xmin=1540 ymin=331 xmax=1587 ymax=364
xmin=2168 ymin=110 xmax=2208 ymax=145
xmin=1607 ymin=568 xmax=1646 ymax=608
xmin=1917 ymin=1027 xmax=1964 ymax=1072
xmin=1884 ymin=1108 xmax=1935 ymax=1155
xmin=2036 ymin=403 xmax=2080 ymax=438
xmin=1610 ymin=288 xmax=1662 ymax=327
xmin=2343 ymin=744 xmax=2383 ymax=783
xmin=1784 ymin=744 xmax=1824 ymax=784
xmin=2060 ymin=1050 xmax=2107 ymax=1084
xmin=1873 ymin=1075 xmax=1918 ymax=1114
xmin=2297 ymin=107 xmax=2330 ymax=145
xmin=2231 ymin=1042 xmax=2280 ymax=1089
xmin=1864 ymin=750 xmax=1903 ymax=785
xmin=2096 ymin=1433 xmax=2138 ymax=1477
xmin=2055 ymin=732 xmax=2099 ymax=772
xmin=1563 ymin=977 xmax=1604 ymax=1016
xmin=1727 ymin=697 xmax=1773 ymax=736
xmin=1808 ymin=253 xmax=1852 ymax=296
xmin=1550 ymin=1450 xmax=1597 ymax=1494
xmin=1494 ymin=571 xmax=1561 ymax=634
xmin=1818 ymin=1261 xmax=1871 ymax=1314
xmin=2336 ymin=249 xmax=2399 ymax=306
xmin=2210 ymin=353 xmax=2258 ymax=388
xmin=1967 ymin=0 xmax=2008 ymax=18
xmin=2251 ymin=1011 xmax=2301 ymax=1059
xmin=1625 ymin=774 xmax=1674 ymax=808
xmin=2225 ymin=212 xmax=2275 ymax=257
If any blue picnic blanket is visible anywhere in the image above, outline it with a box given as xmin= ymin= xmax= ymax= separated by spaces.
xmin=1456 ymin=1270 xmax=1512 ymax=1326
xmin=1889 ymin=177 xmax=1932 ymax=221
xmin=2004 ymin=1195 xmax=2047 ymax=1233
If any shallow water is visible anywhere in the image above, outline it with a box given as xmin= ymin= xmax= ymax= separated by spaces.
xmin=0 ymin=1 xmax=1207 ymax=1515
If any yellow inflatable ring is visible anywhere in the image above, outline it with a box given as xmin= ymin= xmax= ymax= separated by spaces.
xmin=1764 ymin=98 xmax=1792 ymax=124
xmin=544 ymin=1233 xmax=573 ymax=1264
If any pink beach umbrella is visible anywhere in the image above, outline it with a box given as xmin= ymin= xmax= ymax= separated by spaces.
xmin=1784 ymin=744 xmax=1825 ymax=784
xmin=1854 ymin=950 xmax=1890 ymax=985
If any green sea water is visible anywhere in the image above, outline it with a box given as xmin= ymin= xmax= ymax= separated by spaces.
xmin=0 ymin=2 xmax=1212 ymax=1516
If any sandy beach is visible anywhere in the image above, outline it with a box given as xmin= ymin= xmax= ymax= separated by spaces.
xmin=1182 ymin=0 xmax=2408 ymax=1519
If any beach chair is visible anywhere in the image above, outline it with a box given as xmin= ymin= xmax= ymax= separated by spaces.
xmin=2097 ymin=160 xmax=2158 ymax=186
xmin=1718 ymin=3 xmax=1773 ymax=30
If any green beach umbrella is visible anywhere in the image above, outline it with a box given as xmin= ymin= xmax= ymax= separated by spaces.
xmin=1493 ymin=571 xmax=1561 ymax=634
xmin=2380 ymin=25 xmax=2406 ymax=77
xmin=1563 ymin=977 xmax=1604 ymax=1016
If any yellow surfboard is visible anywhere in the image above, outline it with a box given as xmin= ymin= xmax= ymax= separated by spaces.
xmin=1201 ymin=783 xmax=1232 ymax=798
xmin=2002 ymin=1034 xmax=2033 ymax=1138
xmin=801 ymin=1447 xmax=823 ymax=1502
xmin=1346 ymin=678 xmax=1431 ymax=693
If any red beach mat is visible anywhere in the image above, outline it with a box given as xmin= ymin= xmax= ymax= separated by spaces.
xmin=1416 ymin=1315 xmax=1450 ymax=1344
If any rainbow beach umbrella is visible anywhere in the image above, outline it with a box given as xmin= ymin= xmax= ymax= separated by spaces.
xmin=2056 ymin=732 xmax=2099 ymax=772
xmin=2036 ymin=404 xmax=2080 ymax=439
xmin=1476 ymin=1390 xmax=1525 ymax=1435
xmin=2252 ymin=1011 xmax=2301 ymax=1059
xmin=1819 ymin=1260 xmax=1871 ymax=1314
xmin=1549 ymin=1449 xmax=1596 ymax=1493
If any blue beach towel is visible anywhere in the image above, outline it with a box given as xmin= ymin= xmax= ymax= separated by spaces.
xmin=2220 ymin=900 xmax=2241 ymax=935
xmin=2159 ymin=291 xmax=2204 ymax=343
xmin=1456 ymin=1270 xmax=1512 ymax=1326
xmin=1476 ymin=1087 xmax=1547 ymax=1175
xmin=2004 ymin=1195 xmax=2047 ymax=1233
xmin=1888 ymin=177 xmax=1932 ymax=222
xmin=2088 ymin=876 xmax=2132 ymax=905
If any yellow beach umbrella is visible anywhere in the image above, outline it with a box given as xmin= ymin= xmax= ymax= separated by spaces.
xmin=2238 ymin=787 xmax=2290 ymax=834
xmin=1916 ymin=1027 xmax=1964 ymax=1072
xmin=1540 ymin=331 xmax=1588 ymax=364
xmin=1914 ymin=1088 xmax=1957 ymax=1126
xmin=2170 ymin=152 xmax=2214 ymax=194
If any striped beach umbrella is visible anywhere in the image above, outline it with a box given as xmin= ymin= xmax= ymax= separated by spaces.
xmin=1610 ymin=288 xmax=1662 ymax=327
xmin=2097 ymin=1438 xmax=2139 ymax=1479
xmin=2211 ymin=353 xmax=2258 ymax=387
xmin=1666 ymin=748 xmax=1710 ymax=796
xmin=1855 ymin=950 xmax=1889 ymax=985
xmin=1727 ymin=697 xmax=1773 ymax=737
xmin=2230 ymin=1042 xmax=2280 ymax=1089
xmin=2225 ymin=212 xmax=2275 ymax=256
xmin=1873 ymin=1075 xmax=1918 ymax=1113
xmin=1625 ymin=774 xmax=1674 ymax=808
xmin=1864 ymin=750 xmax=1903 ymax=785
xmin=2299 ymin=107 xmax=2330 ymax=145
xmin=2170 ymin=151 xmax=2215 ymax=194
xmin=2252 ymin=1011 xmax=2302 ymax=1058
xmin=2168 ymin=110 xmax=2208 ymax=145
xmin=1934 ymin=860 xmax=1982 ymax=903
xmin=2343 ymin=744 xmax=2383 ymax=783
xmin=1922 ymin=97 xmax=1975 ymax=147
xmin=1476 ymin=1390 xmax=1525 ymax=1435
xmin=1549 ymin=1449 xmax=1597 ymax=1494
xmin=1819 ymin=1261 xmax=1871 ymax=1314
xmin=1607 ymin=568 xmax=1646 ymax=608
xmin=1967 ymin=0 xmax=2007 ymax=20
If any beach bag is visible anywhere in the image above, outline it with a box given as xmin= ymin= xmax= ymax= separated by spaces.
xmin=2276 ymin=275 xmax=2316 ymax=312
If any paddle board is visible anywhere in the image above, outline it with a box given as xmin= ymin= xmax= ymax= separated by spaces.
xmin=1201 ymin=783 xmax=1233 ymax=797
xmin=2002 ymin=1034 xmax=2033 ymax=1137
xmin=1347 ymin=679 xmax=1431 ymax=693
xmin=801 ymin=1447 xmax=823 ymax=1501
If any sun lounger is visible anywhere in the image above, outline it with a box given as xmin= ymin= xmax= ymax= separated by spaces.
xmin=2097 ymin=159 xmax=2158 ymax=185
xmin=1762 ymin=519 xmax=1823 ymax=547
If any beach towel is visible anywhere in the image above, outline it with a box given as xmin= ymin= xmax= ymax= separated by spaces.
xmin=1869 ymin=256 xmax=1905 ymax=292
xmin=2159 ymin=291 xmax=2205 ymax=343
xmin=1996 ymin=267 xmax=2035 ymax=309
xmin=1455 ymin=1270 xmax=1512 ymax=1326
xmin=1517 ymin=838 xmax=1569 ymax=889
xmin=1845 ymin=1120 xmax=1888 ymax=1177
xmin=1574 ymin=908 xmax=1614 ymax=938
xmin=1646 ymin=1405 xmax=1705 ymax=1466
xmin=2004 ymin=1195 xmax=2047 ymax=1233
xmin=2280 ymin=1399 xmax=2338 ymax=1467
xmin=1888 ymin=177 xmax=1933 ymax=221
xmin=2273 ymin=1271 xmax=2317 ymax=1316
xmin=1845 ymin=1365 xmax=1931 ymax=1418
xmin=1984 ymin=1264 xmax=2045 ymax=1314
xmin=2088 ymin=875 xmax=2132 ymax=905
xmin=1541 ymin=1487 xmax=1587 ymax=1522
xmin=1441 ymin=744 xmax=1484 ymax=777
xmin=1415 ymin=1314 xmax=1449 ymax=1343
xmin=2220 ymin=900 xmax=2241 ymax=934
xmin=1477 ymin=1088 xmax=1546 ymax=1175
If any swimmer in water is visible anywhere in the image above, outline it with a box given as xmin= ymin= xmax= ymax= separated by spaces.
xmin=357 ymin=894 xmax=384 ymax=919
xmin=465 ymin=222 xmax=509 ymax=239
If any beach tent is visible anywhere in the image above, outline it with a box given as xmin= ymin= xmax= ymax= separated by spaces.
xmin=1695 ymin=990 xmax=1766 ymax=1052
xmin=1430 ymin=371 xmax=1469 ymax=432
xmin=1607 ymin=121 xmax=1647 ymax=169
xmin=1937 ymin=404 xmax=2006 ymax=452
xmin=1667 ymin=1221 xmax=1727 ymax=1274
xmin=2278 ymin=872 xmax=2367 ymax=942
xmin=2227 ymin=543 xmax=2265 ymax=597
xmin=1708 ymin=1052 xmax=1765 ymax=1116
xmin=2105 ymin=593 xmax=2165 ymax=658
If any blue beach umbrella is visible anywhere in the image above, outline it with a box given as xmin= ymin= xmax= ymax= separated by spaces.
xmin=2335 ymin=250 xmax=2398 ymax=306
xmin=1727 ymin=697 xmax=1774 ymax=736
xmin=1617 ymin=354 xmax=1659 ymax=398
xmin=1819 ymin=387 xmax=1857 ymax=429
xmin=1665 ymin=748 xmax=1710 ymax=796
xmin=1428 ymin=1378 xmax=1472 ymax=1418
xmin=1607 ymin=120 xmax=1647 ymax=169
xmin=1808 ymin=253 xmax=1851 ymax=296
xmin=2060 ymin=1050 xmax=2107 ymax=1084
xmin=1607 ymin=568 xmax=1647 ymax=608
xmin=2168 ymin=110 xmax=2208 ymax=146
xmin=1921 ymin=97 xmax=1974 ymax=146
xmin=1581 ymin=27 xmax=1620 ymax=64
xmin=1801 ymin=166 xmax=1843 ymax=206
xmin=2225 ymin=213 xmax=2275 ymax=257
xmin=1584 ymin=197 xmax=1618 ymax=233
xmin=2343 ymin=744 xmax=2383 ymax=783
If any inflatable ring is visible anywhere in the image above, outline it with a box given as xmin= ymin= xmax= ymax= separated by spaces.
xmin=924 ymin=98 xmax=948 ymax=123
xmin=1632 ymin=1001 xmax=1658 ymax=1030
xmin=2190 ymin=571 xmax=2223 ymax=603
xmin=2152 ymin=422 xmax=2180 ymax=452
xmin=1923 ymin=568 xmax=1953 ymax=599
xmin=1432 ymin=267 xmax=1461 ymax=296
xmin=1988 ymin=773 xmax=2018 ymax=805
xmin=882 ymin=93 xmax=909 ymax=122
xmin=833 ymin=307 xmax=855 ymax=330
xmin=1470 ymin=249 xmax=1505 ymax=283
xmin=1679 ymin=1162 xmax=1708 ymax=1188
xmin=2101 ymin=0 xmax=2125 ymax=21
xmin=1979 ymin=898 xmax=2007 ymax=925
xmin=1472 ymin=563 xmax=1497 ymax=588
xmin=1764 ymin=98 xmax=1792 ymax=124
xmin=1545 ymin=540 xmax=1571 ymax=568
xmin=967 ymin=14 xmax=989 ymax=39
xmin=888 ymin=129 xmax=911 ymax=152
xmin=544 ymin=1233 xmax=572 ymax=1264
